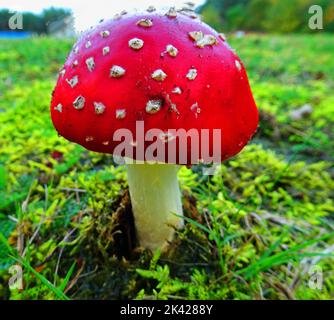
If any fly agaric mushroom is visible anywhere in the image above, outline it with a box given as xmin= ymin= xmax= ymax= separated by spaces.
xmin=50 ymin=8 xmax=258 ymax=251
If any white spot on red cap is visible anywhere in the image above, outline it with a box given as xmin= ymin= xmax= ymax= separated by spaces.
xmin=85 ymin=41 xmax=92 ymax=48
xmin=73 ymin=96 xmax=85 ymax=110
xmin=196 ymin=35 xmax=218 ymax=48
xmin=189 ymin=32 xmax=218 ymax=47
xmin=116 ymin=109 xmax=126 ymax=119
xmin=191 ymin=102 xmax=201 ymax=117
xmin=86 ymin=57 xmax=95 ymax=72
xmin=59 ymin=69 xmax=66 ymax=77
xmin=166 ymin=44 xmax=178 ymax=57
xmin=170 ymin=104 xmax=179 ymax=116
xmin=72 ymin=60 xmax=78 ymax=68
xmin=147 ymin=6 xmax=156 ymax=12
xmin=100 ymin=30 xmax=110 ymax=38
xmin=110 ymin=65 xmax=126 ymax=78
xmin=136 ymin=18 xmax=153 ymax=28
xmin=102 ymin=46 xmax=110 ymax=55
xmin=235 ymin=60 xmax=242 ymax=71
xmin=166 ymin=7 xmax=177 ymax=18
xmin=102 ymin=141 xmax=109 ymax=145
xmin=179 ymin=9 xmax=198 ymax=19
xmin=73 ymin=46 xmax=79 ymax=54
xmin=66 ymin=76 xmax=78 ymax=88
xmin=113 ymin=13 xmax=121 ymax=20
xmin=172 ymin=87 xmax=182 ymax=94
xmin=189 ymin=31 xmax=203 ymax=42
xmin=86 ymin=136 xmax=94 ymax=142
xmin=166 ymin=94 xmax=180 ymax=116
xmin=94 ymin=102 xmax=106 ymax=114
xmin=146 ymin=100 xmax=162 ymax=114
xmin=151 ymin=69 xmax=167 ymax=82
xmin=54 ymin=103 xmax=62 ymax=113
xmin=186 ymin=68 xmax=197 ymax=80
xmin=129 ymin=38 xmax=144 ymax=50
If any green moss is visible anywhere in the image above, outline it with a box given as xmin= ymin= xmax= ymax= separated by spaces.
xmin=0 ymin=35 xmax=334 ymax=300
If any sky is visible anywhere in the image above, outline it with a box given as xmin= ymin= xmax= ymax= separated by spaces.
xmin=0 ymin=0 xmax=206 ymax=31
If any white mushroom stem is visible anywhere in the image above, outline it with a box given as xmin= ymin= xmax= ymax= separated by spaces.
xmin=126 ymin=163 xmax=184 ymax=251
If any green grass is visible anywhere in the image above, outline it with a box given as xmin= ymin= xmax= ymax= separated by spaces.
xmin=0 ymin=34 xmax=333 ymax=300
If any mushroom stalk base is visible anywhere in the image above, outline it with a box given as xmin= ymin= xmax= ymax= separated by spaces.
xmin=126 ymin=163 xmax=184 ymax=251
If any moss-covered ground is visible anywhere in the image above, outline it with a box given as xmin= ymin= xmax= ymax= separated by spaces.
xmin=0 ymin=34 xmax=333 ymax=300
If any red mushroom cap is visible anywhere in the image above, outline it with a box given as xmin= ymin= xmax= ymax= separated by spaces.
xmin=51 ymin=9 xmax=258 ymax=165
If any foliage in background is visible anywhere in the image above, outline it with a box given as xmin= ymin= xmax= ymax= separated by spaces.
xmin=200 ymin=0 xmax=334 ymax=32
